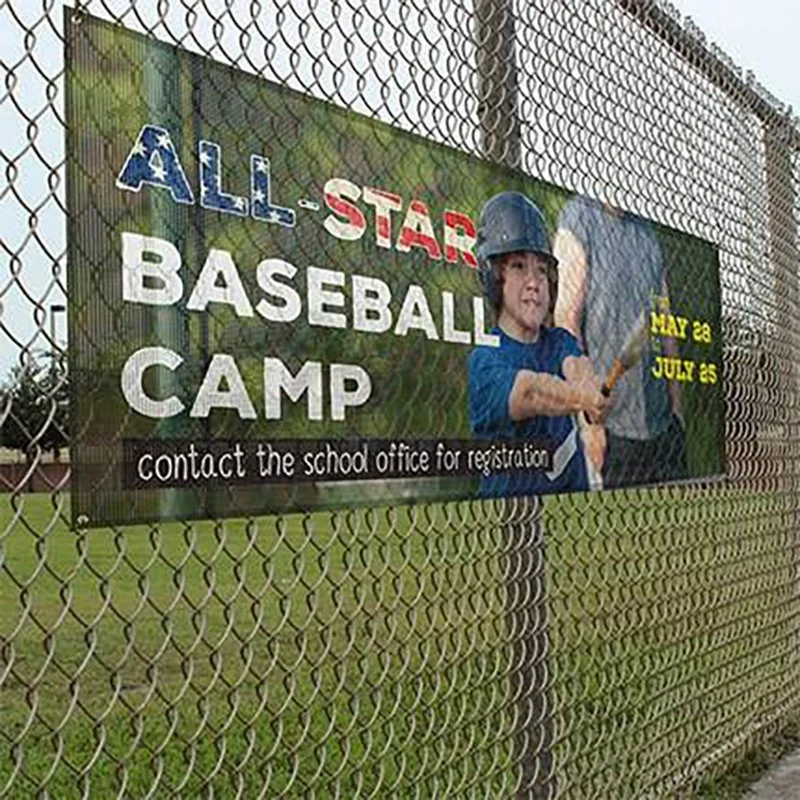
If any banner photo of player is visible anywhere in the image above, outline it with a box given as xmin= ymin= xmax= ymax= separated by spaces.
xmin=65 ymin=13 xmax=725 ymax=527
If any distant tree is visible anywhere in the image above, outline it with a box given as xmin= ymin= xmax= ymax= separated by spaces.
xmin=0 ymin=353 xmax=69 ymax=462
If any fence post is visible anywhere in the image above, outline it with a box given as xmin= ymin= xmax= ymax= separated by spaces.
xmin=764 ymin=118 xmax=800 ymax=680
xmin=764 ymin=117 xmax=799 ymax=405
xmin=475 ymin=0 xmax=521 ymax=170
xmin=475 ymin=3 xmax=554 ymax=796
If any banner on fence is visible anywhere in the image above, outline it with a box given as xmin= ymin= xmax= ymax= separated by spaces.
xmin=65 ymin=13 xmax=725 ymax=526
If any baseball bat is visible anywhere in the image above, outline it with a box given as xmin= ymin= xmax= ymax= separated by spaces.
xmin=584 ymin=310 xmax=650 ymax=419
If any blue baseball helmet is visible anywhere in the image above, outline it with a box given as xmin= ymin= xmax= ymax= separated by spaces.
xmin=476 ymin=191 xmax=558 ymax=310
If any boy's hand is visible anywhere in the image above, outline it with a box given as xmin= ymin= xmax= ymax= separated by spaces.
xmin=564 ymin=356 xmax=612 ymax=424
xmin=581 ymin=384 xmax=612 ymax=425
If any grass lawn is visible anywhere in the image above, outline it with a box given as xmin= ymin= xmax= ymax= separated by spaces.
xmin=1 ymin=487 xmax=798 ymax=797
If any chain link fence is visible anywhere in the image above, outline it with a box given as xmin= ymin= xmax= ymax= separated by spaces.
xmin=2 ymin=0 xmax=799 ymax=797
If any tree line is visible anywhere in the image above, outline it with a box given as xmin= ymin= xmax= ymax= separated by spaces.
xmin=0 ymin=352 xmax=69 ymax=461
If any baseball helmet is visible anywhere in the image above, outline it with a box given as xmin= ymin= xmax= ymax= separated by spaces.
xmin=476 ymin=191 xmax=558 ymax=310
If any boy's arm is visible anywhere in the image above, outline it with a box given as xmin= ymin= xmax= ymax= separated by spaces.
xmin=562 ymin=354 xmax=598 ymax=387
xmin=553 ymin=228 xmax=588 ymax=344
xmin=508 ymin=359 xmax=609 ymax=423
xmin=564 ymin=355 xmax=607 ymax=471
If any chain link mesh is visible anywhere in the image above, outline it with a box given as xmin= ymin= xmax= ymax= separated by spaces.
xmin=2 ymin=0 xmax=799 ymax=797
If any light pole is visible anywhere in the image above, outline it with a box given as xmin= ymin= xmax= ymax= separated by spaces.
xmin=49 ymin=303 xmax=66 ymax=354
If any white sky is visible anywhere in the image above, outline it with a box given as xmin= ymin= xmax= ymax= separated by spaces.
xmin=671 ymin=0 xmax=800 ymax=114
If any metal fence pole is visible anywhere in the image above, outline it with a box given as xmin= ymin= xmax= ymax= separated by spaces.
xmin=764 ymin=119 xmax=800 ymax=683
xmin=764 ymin=118 xmax=799 ymax=398
xmin=475 ymin=3 xmax=553 ymax=796
xmin=476 ymin=0 xmax=521 ymax=170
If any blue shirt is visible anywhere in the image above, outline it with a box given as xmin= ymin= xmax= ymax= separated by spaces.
xmin=468 ymin=326 xmax=589 ymax=498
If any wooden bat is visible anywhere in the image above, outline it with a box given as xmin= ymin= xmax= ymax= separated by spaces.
xmin=601 ymin=310 xmax=650 ymax=395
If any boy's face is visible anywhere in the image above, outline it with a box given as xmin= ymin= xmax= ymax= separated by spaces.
xmin=497 ymin=251 xmax=551 ymax=340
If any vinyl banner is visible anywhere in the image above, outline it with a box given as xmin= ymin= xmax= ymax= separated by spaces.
xmin=66 ymin=13 xmax=725 ymax=527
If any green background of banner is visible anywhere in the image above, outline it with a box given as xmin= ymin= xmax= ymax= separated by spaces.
xmin=66 ymin=14 xmax=725 ymax=527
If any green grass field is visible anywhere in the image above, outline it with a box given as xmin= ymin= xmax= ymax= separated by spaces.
xmin=1 ymin=488 xmax=798 ymax=797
